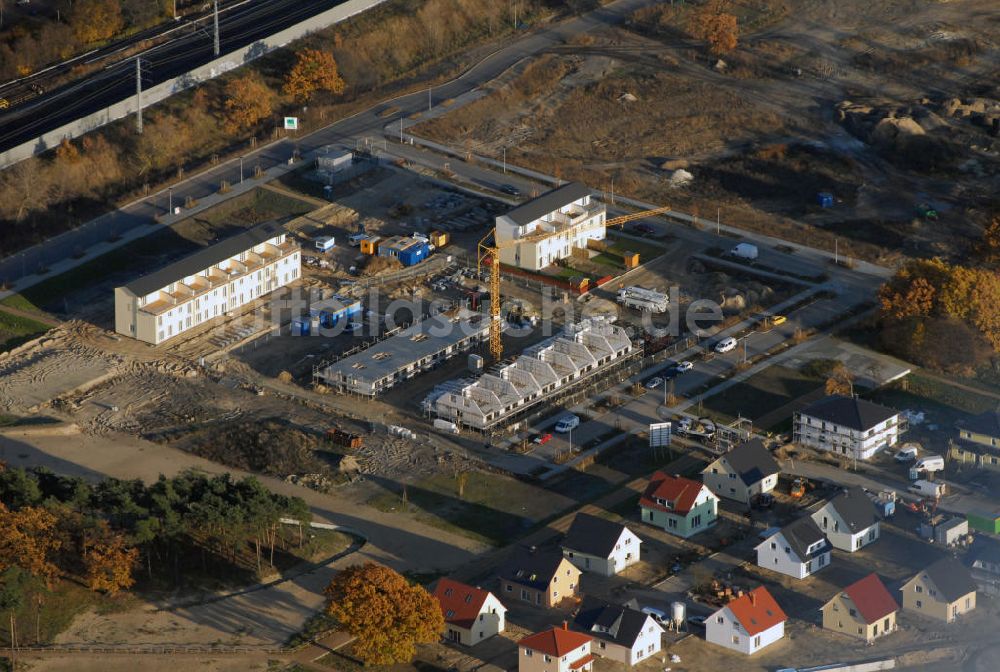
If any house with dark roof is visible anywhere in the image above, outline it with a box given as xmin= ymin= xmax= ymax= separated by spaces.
xmin=498 ymin=547 xmax=581 ymax=608
xmin=639 ymin=472 xmax=718 ymax=538
xmin=811 ymin=486 xmax=880 ymax=552
xmin=706 ymin=586 xmax=787 ymax=655
xmin=702 ymin=438 xmax=780 ymax=505
xmin=572 ymin=597 xmax=663 ymax=666
xmin=494 ymin=182 xmax=606 ymax=271
xmin=793 ymin=395 xmax=903 ymax=460
xmin=950 ymin=411 xmax=1000 ymax=471
xmin=518 ymin=624 xmax=593 ymax=672
xmin=114 ymin=221 xmax=300 ymax=344
xmin=821 ymin=573 xmax=898 ymax=642
xmin=561 ymin=513 xmax=641 ymax=577
xmin=900 ymin=557 xmax=977 ymax=622
xmin=755 ymin=516 xmax=832 ymax=579
xmin=431 ymin=578 xmax=507 ymax=646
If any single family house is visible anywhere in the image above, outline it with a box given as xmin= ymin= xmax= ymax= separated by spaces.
xmin=756 ymin=517 xmax=832 ymax=579
xmin=702 ymin=438 xmax=780 ymax=505
xmin=639 ymin=472 xmax=718 ymax=538
xmin=706 ymin=586 xmax=787 ymax=655
xmin=562 ymin=513 xmax=642 ymax=577
xmin=572 ymin=597 xmax=664 ymax=666
xmin=518 ymin=624 xmax=594 ymax=672
xmin=811 ymin=485 xmax=880 ymax=552
xmin=499 ymin=548 xmax=581 ymax=608
xmin=900 ymin=557 xmax=977 ymax=623
xmin=821 ymin=573 xmax=898 ymax=643
xmin=431 ymin=578 xmax=507 ymax=646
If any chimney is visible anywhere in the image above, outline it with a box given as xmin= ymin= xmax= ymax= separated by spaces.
xmin=562 ymin=621 xmax=568 ymax=631
xmin=749 ymin=591 xmax=756 ymax=606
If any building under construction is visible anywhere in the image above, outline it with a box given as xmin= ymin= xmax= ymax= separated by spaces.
xmin=316 ymin=311 xmax=489 ymax=396
xmin=423 ymin=318 xmax=640 ymax=431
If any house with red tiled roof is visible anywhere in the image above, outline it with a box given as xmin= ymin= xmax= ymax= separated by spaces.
xmin=519 ymin=624 xmax=594 ymax=672
xmin=706 ymin=586 xmax=787 ymax=655
xmin=639 ymin=472 xmax=718 ymax=538
xmin=821 ymin=573 xmax=897 ymax=643
xmin=431 ymin=578 xmax=507 ymax=646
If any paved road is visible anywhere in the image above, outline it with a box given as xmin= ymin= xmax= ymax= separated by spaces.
xmin=0 ymin=0 xmax=362 ymax=152
xmin=0 ymin=0 xmax=657 ymax=289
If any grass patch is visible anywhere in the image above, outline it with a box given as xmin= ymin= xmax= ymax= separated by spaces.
xmin=866 ymin=373 xmax=998 ymax=424
xmin=0 ymin=308 xmax=52 ymax=351
xmin=365 ymin=472 xmax=570 ymax=546
xmin=606 ymin=231 xmax=666 ymax=260
xmin=701 ymin=364 xmax=822 ymax=427
xmin=0 ymin=580 xmax=122 ymax=646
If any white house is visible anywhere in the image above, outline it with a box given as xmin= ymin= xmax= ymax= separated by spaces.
xmin=706 ymin=586 xmax=787 ymax=655
xmin=573 ymin=597 xmax=664 ymax=666
xmin=793 ymin=395 xmax=903 ymax=461
xmin=431 ymin=578 xmax=507 ymax=646
xmin=495 ymin=182 xmax=606 ymax=271
xmin=114 ymin=221 xmax=300 ymax=344
xmin=562 ymin=513 xmax=641 ymax=577
xmin=755 ymin=517 xmax=832 ymax=579
xmin=811 ymin=485 xmax=880 ymax=552
xmin=702 ymin=438 xmax=780 ymax=505
xmin=518 ymin=624 xmax=594 ymax=672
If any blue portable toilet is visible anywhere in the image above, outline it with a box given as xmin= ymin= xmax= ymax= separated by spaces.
xmin=817 ymin=192 xmax=834 ymax=208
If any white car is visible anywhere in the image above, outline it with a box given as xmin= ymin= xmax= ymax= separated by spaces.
xmin=676 ymin=361 xmax=694 ymax=373
xmin=714 ymin=337 xmax=738 ymax=353
xmin=895 ymin=446 xmax=919 ymax=462
xmin=554 ymin=415 xmax=580 ymax=433
xmin=645 ymin=377 xmax=664 ymax=390
xmin=641 ymin=606 xmax=668 ymax=625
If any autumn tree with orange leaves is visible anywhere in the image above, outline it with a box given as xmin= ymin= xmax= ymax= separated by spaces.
xmin=978 ymin=217 xmax=1000 ymax=266
xmin=283 ymin=49 xmax=346 ymax=103
xmin=877 ymin=258 xmax=1000 ymax=372
xmin=223 ymin=75 xmax=275 ymax=134
xmin=825 ymin=363 xmax=855 ymax=396
xmin=82 ymin=522 xmax=139 ymax=595
xmin=71 ymin=0 xmax=124 ymax=45
xmin=324 ymin=563 xmax=444 ymax=665
xmin=0 ymin=502 xmax=61 ymax=584
xmin=690 ymin=0 xmax=738 ymax=55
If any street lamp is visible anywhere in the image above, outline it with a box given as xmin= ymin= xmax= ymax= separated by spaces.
xmin=240 ymin=156 xmax=244 ymax=184
xmin=168 ymin=187 xmax=173 ymax=214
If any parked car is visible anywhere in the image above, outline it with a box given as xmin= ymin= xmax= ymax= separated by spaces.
xmin=895 ymin=446 xmax=919 ymax=462
xmin=500 ymin=184 xmax=521 ymax=196
xmin=714 ymin=336 xmax=738 ymax=353
xmin=676 ymin=361 xmax=694 ymax=373
xmin=641 ymin=606 xmax=669 ymax=625
xmin=554 ymin=415 xmax=580 ymax=433
xmin=751 ymin=493 xmax=775 ymax=509
xmin=687 ymin=615 xmax=707 ymax=628
xmin=771 ymin=315 xmax=787 ymax=326
xmin=633 ymin=223 xmax=656 ymax=235
xmin=532 ymin=432 xmax=553 ymax=445
xmin=645 ymin=377 xmax=664 ymax=390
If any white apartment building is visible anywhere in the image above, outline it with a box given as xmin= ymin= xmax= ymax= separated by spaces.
xmin=114 ymin=222 xmax=300 ymax=344
xmin=793 ymin=395 xmax=903 ymax=461
xmin=495 ymin=182 xmax=606 ymax=271
xmin=426 ymin=318 xmax=632 ymax=430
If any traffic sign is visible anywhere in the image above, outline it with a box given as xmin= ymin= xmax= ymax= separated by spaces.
xmin=284 ymin=117 xmax=299 ymax=130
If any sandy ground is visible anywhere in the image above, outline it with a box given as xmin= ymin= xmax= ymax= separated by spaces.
xmin=19 ymin=655 xmax=274 ymax=672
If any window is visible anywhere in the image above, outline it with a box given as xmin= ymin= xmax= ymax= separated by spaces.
xmin=915 ymin=585 xmax=923 ymax=593
xmin=524 ymin=650 xmax=532 ymax=657
xmin=716 ymin=616 xmax=724 ymax=624
xmin=849 ymin=608 xmax=857 ymax=617
xmin=916 ymin=600 xmax=923 ymax=608
xmin=732 ymin=635 xmax=740 ymax=644
xmin=504 ymin=585 xmax=512 ymax=592
xmin=770 ymin=542 xmax=776 ymax=550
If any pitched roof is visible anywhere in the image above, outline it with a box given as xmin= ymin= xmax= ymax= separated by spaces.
xmin=503 ymin=182 xmax=592 ymax=226
xmin=841 ymin=574 xmax=898 ymax=624
xmin=573 ymin=596 xmax=659 ymax=648
xmin=123 ymin=221 xmax=288 ymax=296
xmin=640 ymin=472 xmax=707 ymax=515
xmin=562 ymin=513 xmax=632 ymax=559
xmin=800 ymin=395 xmax=898 ymax=431
xmin=499 ymin=548 xmax=570 ymax=591
xmin=959 ymin=410 xmax=1000 ymax=438
xmin=725 ymin=587 xmax=787 ymax=636
xmin=431 ymin=578 xmax=494 ymax=629
xmin=715 ymin=438 xmax=780 ymax=485
xmin=519 ymin=626 xmax=592 ymax=656
xmin=967 ymin=535 xmax=1000 ymax=569
xmin=825 ymin=486 xmax=877 ymax=533
xmin=919 ymin=557 xmax=977 ymax=602
xmin=774 ymin=516 xmax=829 ymax=560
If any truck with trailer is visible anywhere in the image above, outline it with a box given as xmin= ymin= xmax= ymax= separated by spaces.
xmin=617 ymin=286 xmax=670 ymax=313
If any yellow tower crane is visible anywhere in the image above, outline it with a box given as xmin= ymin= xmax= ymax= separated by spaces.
xmin=477 ymin=204 xmax=671 ymax=361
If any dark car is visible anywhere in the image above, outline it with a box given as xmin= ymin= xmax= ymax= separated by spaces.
xmin=500 ymin=184 xmax=521 ymax=196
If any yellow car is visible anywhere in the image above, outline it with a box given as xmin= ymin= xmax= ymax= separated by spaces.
xmin=771 ymin=315 xmax=787 ymax=326
xmin=0 ymin=99 xmax=9 ymax=110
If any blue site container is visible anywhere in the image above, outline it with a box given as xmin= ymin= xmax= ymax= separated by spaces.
xmin=397 ymin=242 xmax=429 ymax=267
xmin=817 ymin=192 xmax=834 ymax=208
xmin=291 ymin=318 xmax=310 ymax=336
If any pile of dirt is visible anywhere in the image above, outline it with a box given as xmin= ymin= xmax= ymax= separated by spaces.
xmin=361 ymin=256 xmax=403 ymax=276
xmin=836 ymin=100 xmax=963 ymax=171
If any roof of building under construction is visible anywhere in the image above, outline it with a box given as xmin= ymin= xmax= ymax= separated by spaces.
xmin=502 ymin=182 xmax=591 ymax=226
xmin=319 ymin=312 xmax=488 ymax=384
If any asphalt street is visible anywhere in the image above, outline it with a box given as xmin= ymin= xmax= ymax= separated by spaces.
xmin=0 ymin=0 xmax=360 ymax=150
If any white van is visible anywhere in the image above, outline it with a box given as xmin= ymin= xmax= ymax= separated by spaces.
xmin=730 ymin=243 xmax=759 ymax=260
xmin=554 ymin=415 xmax=580 ymax=433
xmin=348 ymin=232 xmax=368 ymax=246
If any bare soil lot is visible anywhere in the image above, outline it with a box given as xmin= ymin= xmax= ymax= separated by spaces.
xmin=414 ymin=0 xmax=1000 ymax=264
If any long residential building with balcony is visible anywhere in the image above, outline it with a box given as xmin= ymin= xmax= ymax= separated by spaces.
xmin=114 ymin=222 xmax=300 ymax=344
xmin=495 ymin=182 xmax=606 ymax=271
xmin=425 ymin=318 xmax=633 ymax=431
xmin=793 ymin=395 xmax=904 ymax=462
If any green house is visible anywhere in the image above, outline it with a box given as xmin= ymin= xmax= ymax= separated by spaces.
xmin=968 ymin=511 xmax=1000 ymax=535
xmin=639 ymin=471 xmax=719 ymax=538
